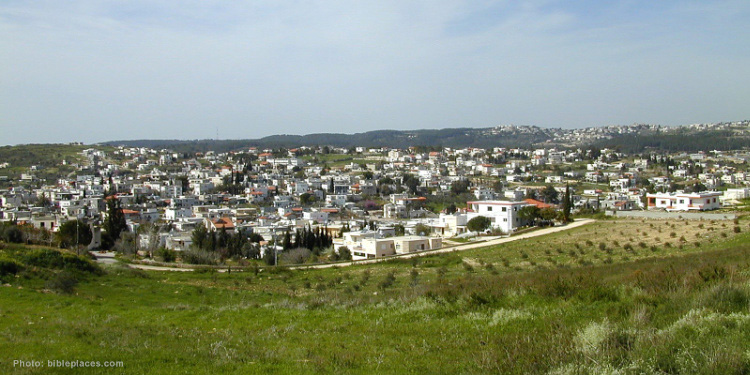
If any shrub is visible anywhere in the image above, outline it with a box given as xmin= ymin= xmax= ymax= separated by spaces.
xmin=21 ymin=249 xmax=100 ymax=274
xmin=704 ymin=284 xmax=750 ymax=313
xmin=734 ymin=226 xmax=741 ymax=233
xmin=467 ymin=216 xmax=492 ymax=232
xmin=410 ymin=269 xmax=419 ymax=287
xmin=280 ymin=247 xmax=312 ymax=265
xmin=155 ymin=247 xmax=177 ymax=262
xmin=378 ymin=271 xmax=396 ymax=290
xmin=335 ymin=246 xmax=352 ymax=261
xmin=463 ymin=261 xmax=475 ymax=272
xmin=46 ymin=271 xmax=78 ymax=294
xmin=0 ymin=257 xmax=23 ymax=277
xmin=359 ymin=270 xmax=371 ymax=286
xmin=181 ymin=250 xmax=219 ymax=265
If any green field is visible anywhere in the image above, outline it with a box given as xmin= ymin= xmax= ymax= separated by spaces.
xmin=2 ymin=218 xmax=750 ymax=374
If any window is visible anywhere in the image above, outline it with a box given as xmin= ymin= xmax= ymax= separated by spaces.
xmin=487 ymin=206 xmax=493 ymax=212
xmin=501 ymin=207 xmax=507 ymax=212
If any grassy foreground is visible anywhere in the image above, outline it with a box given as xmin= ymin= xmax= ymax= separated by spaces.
xmin=1 ymin=219 xmax=750 ymax=374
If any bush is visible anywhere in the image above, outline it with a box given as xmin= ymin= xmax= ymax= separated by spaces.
xmin=181 ymin=250 xmax=219 ymax=265
xmin=280 ymin=247 xmax=312 ymax=265
xmin=467 ymin=216 xmax=492 ymax=233
xmin=378 ymin=271 xmax=396 ymax=290
xmin=704 ymin=284 xmax=750 ymax=314
xmin=46 ymin=271 xmax=78 ymax=294
xmin=463 ymin=261 xmax=474 ymax=272
xmin=0 ymin=257 xmax=23 ymax=277
xmin=155 ymin=247 xmax=177 ymax=262
xmin=21 ymin=249 xmax=100 ymax=274
xmin=336 ymin=246 xmax=352 ymax=261
xmin=0 ymin=225 xmax=24 ymax=243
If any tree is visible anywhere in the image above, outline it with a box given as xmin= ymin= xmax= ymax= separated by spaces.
xmin=493 ymin=180 xmax=504 ymax=193
xmin=539 ymin=207 xmax=557 ymax=222
xmin=450 ymin=180 xmax=469 ymax=195
xmin=282 ymin=231 xmax=292 ymax=250
xmin=540 ymin=185 xmax=559 ymax=204
xmin=467 ymin=216 xmax=491 ymax=233
xmin=402 ymin=173 xmax=420 ymax=195
xmin=414 ymin=223 xmax=431 ymax=236
xmin=102 ymin=198 xmax=128 ymax=249
xmin=299 ymin=193 xmax=316 ymax=205
xmin=337 ymin=246 xmax=352 ymax=261
xmin=518 ymin=206 xmax=541 ymax=226
xmin=445 ymin=203 xmax=457 ymax=214
xmin=561 ymin=184 xmax=572 ymax=223
xmin=242 ymin=242 xmax=261 ymax=259
xmin=56 ymin=220 xmax=92 ymax=252
xmin=191 ymin=224 xmax=208 ymax=251
xmin=691 ymin=182 xmax=707 ymax=193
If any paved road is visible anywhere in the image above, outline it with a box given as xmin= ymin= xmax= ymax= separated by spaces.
xmin=90 ymin=251 xmax=118 ymax=265
xmin=118 ymin=219 xmax=594 ymax=272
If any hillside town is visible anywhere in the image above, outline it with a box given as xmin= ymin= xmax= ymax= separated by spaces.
xmin=1 ymin=139 xmax=749 ymax=264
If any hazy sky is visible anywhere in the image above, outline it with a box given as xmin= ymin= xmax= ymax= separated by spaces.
xmin=2 ymin=1 xmax=749 ymax=145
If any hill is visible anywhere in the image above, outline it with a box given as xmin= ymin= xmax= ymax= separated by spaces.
xmin=2 ymin=218 xmax=749 ymax=373
xmin=99 ymin=120 xmax=750 ymax=154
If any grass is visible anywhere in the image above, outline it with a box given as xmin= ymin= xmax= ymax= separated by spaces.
xmin=1 ymin=218 xmax=749 ymax=374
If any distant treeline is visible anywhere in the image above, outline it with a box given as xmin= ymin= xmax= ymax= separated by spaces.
xmin=101 ymin=127 xmax=750 ymax=154
xmin=100 ymin=128 xmax=544 ymax=153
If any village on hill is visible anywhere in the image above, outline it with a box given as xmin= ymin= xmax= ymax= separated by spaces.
xmin=2 ymin=130 xmax=750 ymax=266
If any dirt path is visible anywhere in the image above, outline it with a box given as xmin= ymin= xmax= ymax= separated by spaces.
xmin=122 ymin=219 xmax=595 ymax=272
xmin=292 ymin=218 xmax=595 ymax=270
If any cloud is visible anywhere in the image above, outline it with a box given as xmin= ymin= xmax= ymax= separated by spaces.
xmin=1 ymin=0 xmax=749 ymax=144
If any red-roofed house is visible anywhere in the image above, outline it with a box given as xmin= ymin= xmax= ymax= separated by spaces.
xmin=208 ymin=217 xmax=235 ymax=232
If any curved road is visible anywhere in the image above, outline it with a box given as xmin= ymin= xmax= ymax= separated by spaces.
xmin=106 ymin=219 xmax=594 ymax=272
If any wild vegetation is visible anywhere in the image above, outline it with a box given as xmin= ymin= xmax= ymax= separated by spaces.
xmin=1 ymin=218 xmax=749 ymax=373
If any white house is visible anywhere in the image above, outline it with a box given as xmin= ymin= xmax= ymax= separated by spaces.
xmin=466 ymin=200 xmax=530 ymax=233
xmin=646 ymin=191 xmax=722 ymax=211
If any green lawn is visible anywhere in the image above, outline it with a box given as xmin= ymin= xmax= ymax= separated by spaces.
xmin=2 ymin=218 xmax=750 ymax=374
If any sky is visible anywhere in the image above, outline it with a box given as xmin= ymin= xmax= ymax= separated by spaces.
xmin=1 ymin=0 xmax=749 ymax=145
